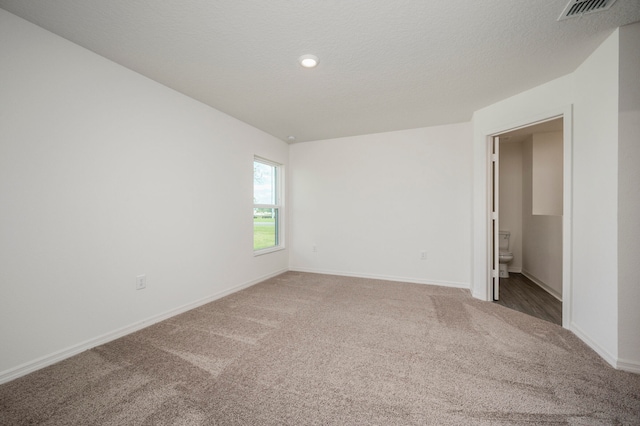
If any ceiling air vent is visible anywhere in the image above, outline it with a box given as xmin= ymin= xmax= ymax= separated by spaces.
xmin=558 ymin=0 xmax=618 ymax=21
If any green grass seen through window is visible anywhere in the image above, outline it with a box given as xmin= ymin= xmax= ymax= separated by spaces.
xmin=254 ymin=218 xmax=277 ymax=250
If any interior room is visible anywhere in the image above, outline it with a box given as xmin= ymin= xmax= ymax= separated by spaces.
xmin=1 ymin=1 xmax=639 ymax=423
xmin=494 ymin=119 xmax=564 ymax=324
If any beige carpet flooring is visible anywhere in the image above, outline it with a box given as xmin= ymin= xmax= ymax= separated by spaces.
xmin=1 ymin=272 xmax=639 ymax=425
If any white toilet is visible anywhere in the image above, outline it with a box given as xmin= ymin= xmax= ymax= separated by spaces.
xmin=498 ymin=231 xmax=514 ymax=278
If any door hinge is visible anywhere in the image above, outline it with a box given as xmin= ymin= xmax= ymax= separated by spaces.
xmin=492 ymin=269 xmax=498 ymax=278
xmin=492 ymin=211 xmax=498 ymax=220
xmin=492 ymin=154 xmax=497 ymax=162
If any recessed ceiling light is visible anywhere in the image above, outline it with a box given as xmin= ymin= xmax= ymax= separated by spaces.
xmin=299 ymin=54 xmax=319 ymax=68
xmin=287 ymin=136 xmax=296 ymax=142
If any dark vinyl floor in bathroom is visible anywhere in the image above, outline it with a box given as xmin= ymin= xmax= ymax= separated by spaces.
xmin=495 ymin=273 xmax=562 ymax=326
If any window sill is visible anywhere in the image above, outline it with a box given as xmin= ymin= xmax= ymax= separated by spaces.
xmin=253 ymin=246 xmax=285 ymax=257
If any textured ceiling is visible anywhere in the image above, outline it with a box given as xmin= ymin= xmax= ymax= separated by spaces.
xmin=1 ymin=0 xmax=639 ymax=143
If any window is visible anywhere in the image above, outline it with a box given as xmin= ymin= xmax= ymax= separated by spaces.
xmin=253 ymin=157 xmax=283 ymax=253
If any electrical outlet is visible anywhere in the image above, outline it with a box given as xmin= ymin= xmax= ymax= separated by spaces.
xmin=136 ymin=274 xmax=146 ymax=290
xmin=420 ymin=251 xmax=427 ymax=261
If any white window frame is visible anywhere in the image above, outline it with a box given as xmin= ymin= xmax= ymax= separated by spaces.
xmin=253 ymin=156 xmax=284 ymax=255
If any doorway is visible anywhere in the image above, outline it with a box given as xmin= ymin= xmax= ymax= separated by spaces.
xmin=488 ymin=115 xmax=571 ymax=327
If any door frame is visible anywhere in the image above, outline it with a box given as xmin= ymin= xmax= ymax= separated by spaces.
xmin=485 ymin=106 xmax=573 ymax=328
xmin=491 ymin=136 xmax=500 ymax=301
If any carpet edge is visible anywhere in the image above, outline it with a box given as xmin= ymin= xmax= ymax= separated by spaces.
xmin=288 ymin=266 xmax=470 ymax=289
xmin=0 ymin=268 xmax=288 ymax=385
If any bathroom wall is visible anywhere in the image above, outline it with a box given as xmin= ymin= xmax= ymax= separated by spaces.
xmin=498 ymin=141 xmax=523 ymax=273
xmin=499 ymin=133 xmax=562 ymax=299
xmin=522 ymin=135 xmax=563 ymax=299
xmin=532 ymin=132 xmax=563 ymax=216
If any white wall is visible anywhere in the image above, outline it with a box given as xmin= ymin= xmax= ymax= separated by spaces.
xmin=571 ymin=29 xmax=619 ymax=363
xmin=2 ymin=9 xmax=638 ymax=381
xmin=498 ymin=141 xmax=523 ymax=273
xmin=471 ymin=75 xmax=573 ymax=302
xmin=499 ymin=135 xmax=563 ymax=298
xmin=617 ymin=22 xmax=640 ymax=369
xmin=522 ymin=138 xmax=563 ymax=299
xmin=472 ymin=29 xmax=625 ymax=368
xmin=532 ymin=132 xmax=563 ymax=216
xmin=0 ymin=10 xmax=288 ymax=381
xmin=289 ymin=123 xmax=472 ymax=287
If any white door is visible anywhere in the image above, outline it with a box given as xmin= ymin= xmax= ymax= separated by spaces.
xmin=491 ymin=136 xmax=500 ymax=301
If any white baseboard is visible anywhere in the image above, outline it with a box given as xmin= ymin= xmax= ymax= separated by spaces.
xmin=521 ymin=269 xmax=562 ymax=301
xmin=616 ymin=358 xmax=640 ymax=374
xmin=0 ymin=268 xmax=288 ymax=385
xmin=289 ymin=266 xmax=470 ymax=289
xmin=569 ymin=322 xmax=640 ymax=374
xmin=472 ymin=289 xmax=490 ymax=301
xmin=569 ymin=321 xmax=618 ymax=369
